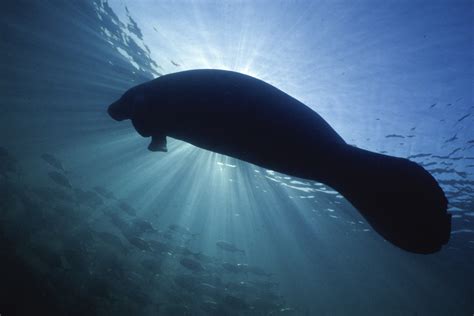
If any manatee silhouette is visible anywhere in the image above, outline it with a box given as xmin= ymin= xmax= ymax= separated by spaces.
xmin=108 ymin=69 xmax=451 ymax=254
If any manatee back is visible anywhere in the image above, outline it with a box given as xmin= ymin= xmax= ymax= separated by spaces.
xmin=147 ymin=69 xmax=346 ymax=147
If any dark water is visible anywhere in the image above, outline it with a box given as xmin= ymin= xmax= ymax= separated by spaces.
xmin=1 ymin=1 xmax=473 ymax=315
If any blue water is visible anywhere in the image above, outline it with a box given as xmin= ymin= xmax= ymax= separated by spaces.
xmin=1 ymin=1 xmax=472 ymax=315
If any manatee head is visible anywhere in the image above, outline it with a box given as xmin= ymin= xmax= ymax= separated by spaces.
xmin=108 ymin=82 xmax=168 ymax=152
xmin=108 ymin=84 xmax=146 ymax=122
xmin=107 ymin=83 xmax=153 ymax=138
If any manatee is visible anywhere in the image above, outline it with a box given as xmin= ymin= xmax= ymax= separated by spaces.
xmin=107 ymin=69 xmax=451 ymax=254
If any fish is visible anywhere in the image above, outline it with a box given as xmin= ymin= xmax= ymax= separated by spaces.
xmin=249 ymin=280 xmax=279 ymax=289
xmin=222 ymin=262 xmax=241 ymax=273
xmin=74 ymin=188 xmax=103 ymax=207
xmin=174 ymin=274 xmax=199 ymax=291
xmin=0 ymin=147 xmax=18 ymax=175
xmin=173 ymin=245 xmax=200 ymax=257
xmin=117 ymin=200 xmax=137 ymax=216
xmin=125 ymin=235 xmax=152 ymax=251
xmin=198 ymin=282 xmax=219 ymax=298
xmin=222 ymin=295 xmax=249 ymax=310
xmin=130 ymin=218 xmax=156 ymax=233
xmin=48 ymin=171 xmax=72 ymax=189
xmin=200 ymin=300 xmax=219 ymax=313
xmin=140 ymin=258 xmax=162 ymax=273
xmin=179 ymin=257 xmax=204 ymax=272
xmin=93 ymin=231 xmax=128 ymax=253
xmin=93 ymin=185 xmax=117 ymax=200
xmin=41 ymin=153 xmax=65 ymax=171
xmin=168 ymin=224 xmax=196 ymax=236
xmin=104 ymin=210 xmax=130 ymax=232
xmin=147 ymin=239 xmax=171 ymax=253
xmin=216 ymin=240 xmax=245 ymax=254
xmin=32 ymin=187 xmax=74 ymax=203
xmin=237 ymin=264 xmax=273 ymax=277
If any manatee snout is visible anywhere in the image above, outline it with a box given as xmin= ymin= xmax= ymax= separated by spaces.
xmin=108 ymin=98 xmax=132 ymax=121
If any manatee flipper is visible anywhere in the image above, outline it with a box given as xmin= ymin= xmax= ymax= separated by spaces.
xmin=148 ymin=134 xmax=168 ymax=152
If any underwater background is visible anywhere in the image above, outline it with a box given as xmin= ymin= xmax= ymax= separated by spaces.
xmin=0 ymin=1 xmax=473 ymax=315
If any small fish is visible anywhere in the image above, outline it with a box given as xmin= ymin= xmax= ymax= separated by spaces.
xmin=198 ymin=283 xmax=219 ymax=297
xmin=216 ymin=240 xmax=245 ymax=254
xmin=248 ymin=280 xmax=279 ymax=289
xmin=140 ymin=258 xmax=162 ymax=273
xmin=174 ymin=246 xmax=200 ymax=257
xmin=48 ymin=171 xmax=72 ymax=189
xmin=201 ymin=299 xmax=219 ymax=312
xmin=125 ymin=235 xmax=151 ymax=251
xmin=131 ymin=218 xmax=156 ymax=233
xmin=456 ymin=113 xmax=470 ymax=123
xmin=174 ymin=274 xmax=198 ymax=291
xmin=249 ymin=298 xmax=280 ymax=311
xmin=93 ymin=186 xmax=116 ymax=200
xmin=444 ymin=134 xmax=458 ymax=143
xmin=118 ymin=201 xmax=137 ymax=216
xmin=105 ymin=211 xmax=130 ymax=232
xmin=168 ymin=224 xmax=198 ymax=237
xmin=94 ymin=231 xmax=128 ymax=253
xmin=385 ymin=134 xmax=405 ymax=139
xmin=179 ymin=257 xmax=204 ymax=272
xmin=237 ymin=263 xmax=272 ymax=277
xmin=41 ymin=153 xmax=65 ymax=171
xmin=0 ymin=147 xmax=18 ymax=174
xmin=32 ymin=187 xmax=73 ymax=203
xmin=147 ymin=239 xmax=170 ymax=253
xmin=0 ymin=147 xmax=9 ymax=157
xmin=407 ymin=153 xmax=431 ymax=159
xmin=222 ymin=262 xmax=241 ymax=273
xmin=447 ymin=148 xmax=461 ymax=157
xmin=74 ymin=188 xmax=103 ymax=207
xmin=222 ymin=295 xmax=249 ymax=310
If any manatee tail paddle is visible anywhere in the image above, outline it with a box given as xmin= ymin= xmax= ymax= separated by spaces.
xmin=321 ymin=144 xmax=451 ymax=254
